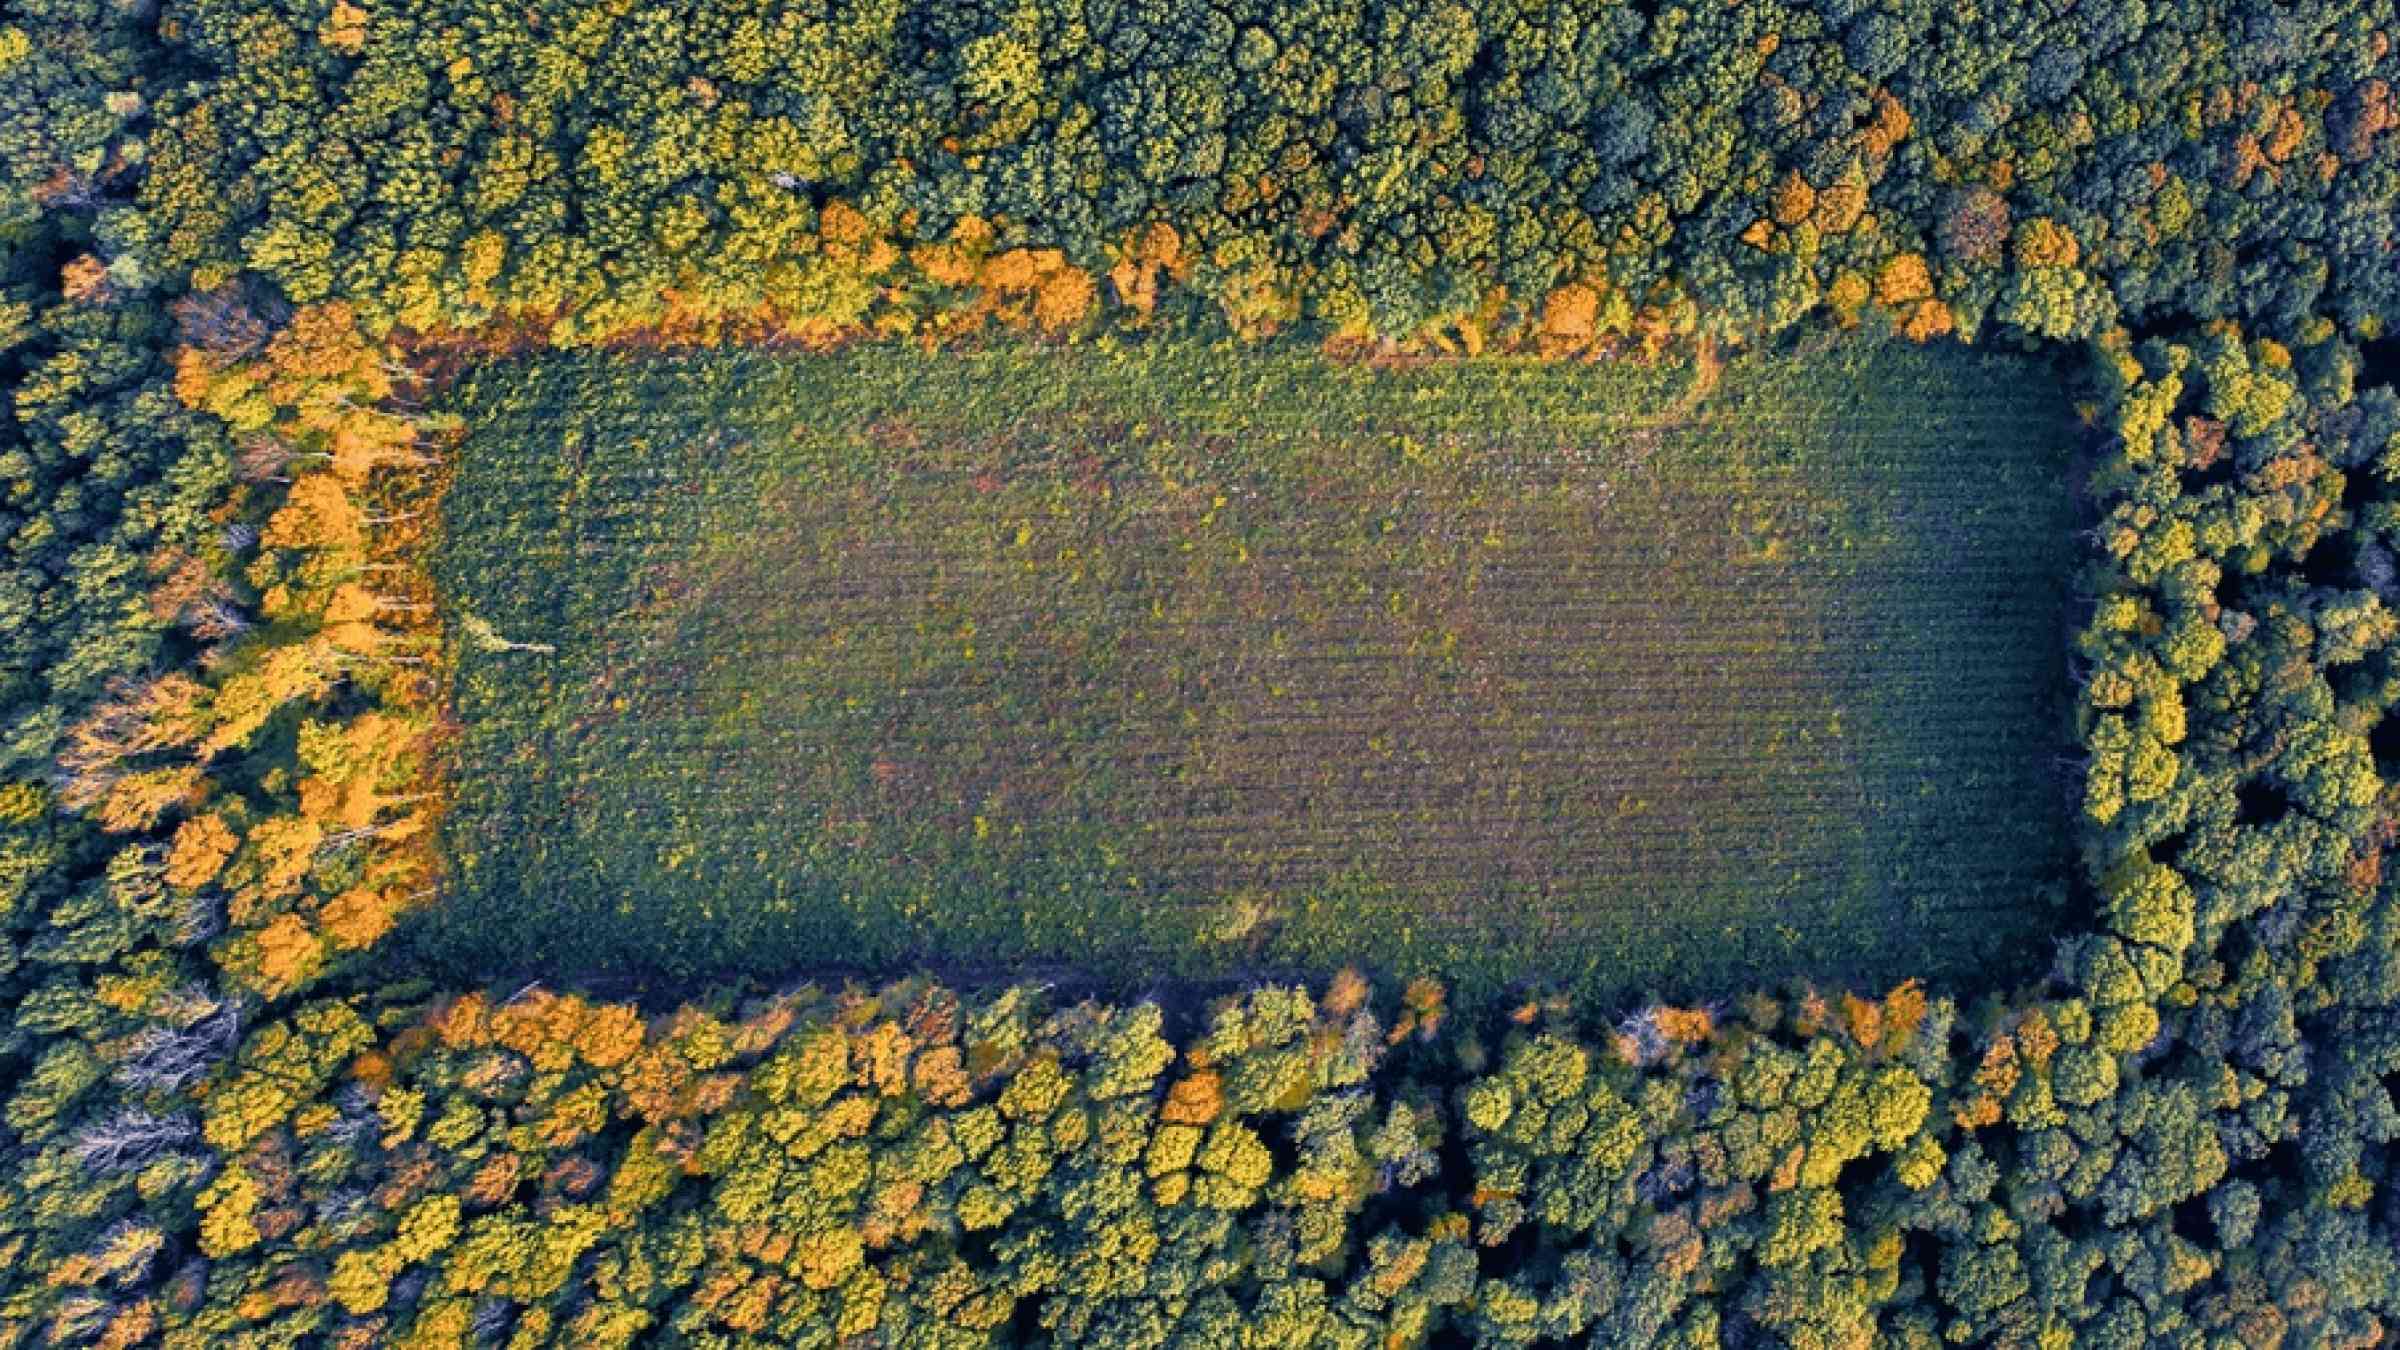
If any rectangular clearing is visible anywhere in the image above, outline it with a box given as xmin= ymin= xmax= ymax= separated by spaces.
xmin=415 ymin=338 xmax=2077 ymax=999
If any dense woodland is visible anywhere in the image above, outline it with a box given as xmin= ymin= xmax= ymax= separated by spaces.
xmin=5 ymin=0 xmax=2400 ymax=1344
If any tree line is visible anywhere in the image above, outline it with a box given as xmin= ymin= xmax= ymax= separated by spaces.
xmin=116 ymin=0 xmax=2400 ymax=349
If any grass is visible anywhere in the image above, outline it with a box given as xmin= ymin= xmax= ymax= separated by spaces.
xmin=405 ymin=334 xmax=2079 ymax=1002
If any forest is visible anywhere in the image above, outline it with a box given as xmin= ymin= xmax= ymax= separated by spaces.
xmin=4 ymin=0 xmax=2400 ymax=1345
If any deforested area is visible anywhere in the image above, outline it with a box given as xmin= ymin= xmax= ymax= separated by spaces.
xmin=417 ymin=336 xmax=2076 ymax=997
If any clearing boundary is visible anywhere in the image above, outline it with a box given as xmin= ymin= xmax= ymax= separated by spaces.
xmin=408 ymin=335 xmax=2077 ymax=1000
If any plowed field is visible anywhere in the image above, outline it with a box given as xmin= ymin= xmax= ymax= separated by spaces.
xmin=412 ymin=337 xmax=2077 ymax=999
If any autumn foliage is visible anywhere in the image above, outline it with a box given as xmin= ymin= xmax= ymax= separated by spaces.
xmin=10 ymin=0 xmax=2400 ymax=1341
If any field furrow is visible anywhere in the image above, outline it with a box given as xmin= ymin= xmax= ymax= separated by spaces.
xmin=414 ymin=337 xmax=2078 ymax=1000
